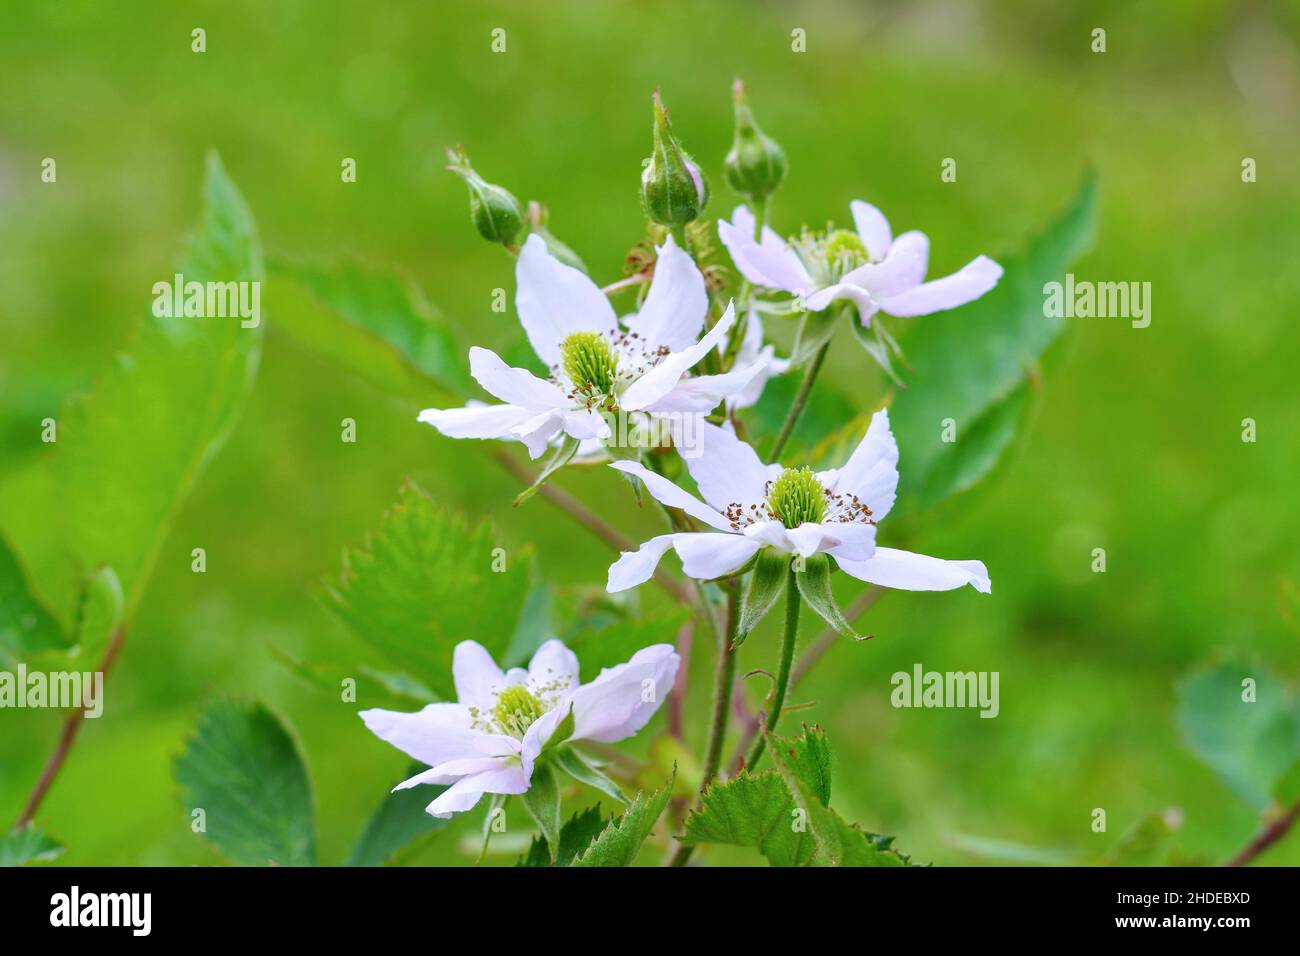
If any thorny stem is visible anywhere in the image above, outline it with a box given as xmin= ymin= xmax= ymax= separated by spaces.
xmin=729 ymin=585 xmax=884 ymax=775
xmin=490 ymin=449 xmax=694 ymax=606
xmin=769 ymin=340 xmax=830 ymax=462
xmin=667 ymin=582 xmax=739 ymax=867
xmin=1227 ymin=798 xmax=1300 ymax=866
xmin=15 ymin=627 xmax=127 ymax=828
xmin=744 ymin=565 xmax=801 ymax=771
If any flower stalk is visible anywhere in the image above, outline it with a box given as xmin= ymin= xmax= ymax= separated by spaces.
xmin=744 ymin=563 xmax=801 ymax=770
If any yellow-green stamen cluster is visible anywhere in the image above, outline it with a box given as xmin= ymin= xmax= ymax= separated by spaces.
xmin=491 ymin=685 xmax=545 ymax=737
xmin=793 ymin=227 xmax=870 ymax=286
xmin=561 ymin=331 xmax=618 ymax=397
xmin=825 ymin=229 xmax=868 ymax=271
xmin=767 ymin=467 xmax=828 ymax=528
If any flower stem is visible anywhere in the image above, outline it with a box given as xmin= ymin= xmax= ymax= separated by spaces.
xmin=769 ymin=340 xmax=829 ymax=462
xmin=744 ymin=564 xmax=801 ymax=770
xmin=1227 ymin=797 xmax=1300 ymax=866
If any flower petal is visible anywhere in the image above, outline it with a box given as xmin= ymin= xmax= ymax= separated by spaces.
xmin=859 ymin=230 xmax=929 ymax=299
xmin=718 ymin=206 xmax=814 ymax=293
xmin=640 ymin=360 xmax=768 ymax=415
xmin=608 ymin=460 xmax=731 ymax=530
xmin=876 ymin=255 xmax=1003 ymax=317
xmin=850 ymin=199 xmax=893 ymax=261
xmin=469 ymin=347 xmax=567 ymax=409
xmin=742 ymin=520 xmax=793 ymax=551
xmin=425 ymin=762 xmax=532 ymax=819
xmin=418 ymin=403 xmax=538 ymax=440
xmin=836 ymin=546 xmax=991 ymax=592
xmin=682 ymin=420 xmax=775 ymax=513
xmin=827 ymin=409 xmax=899 ymax=522
xmin=622 ymin=233 xmax=708 ymax=352
xmin=393 ymin=756 xmax=507 ymax=790
xmin=784 ymin=522 xmax=840 ymax=558
xmin=358 ymin=702 xmax=478 ymax=768
xmin=453 ymin=640 xmax=506 ymax=709
xmin=516 ymin=233 xmax=619 ymax=365
xmin=607 ymin=533 xmax=679 ymax=593
xmin=802 ymin=280 xmax=879 ymax=316
xmin=527 ymin=639 xmax=580 ymax=697
xmin=619 ymin=302 xmax=740 ymax=411
xmin=565 ymin=643 xmax=680 ymax=743
xmin=823 ymin=521 xmax=877 ymax=562
xmin=673 ymin=532 xmax=762 ymax=579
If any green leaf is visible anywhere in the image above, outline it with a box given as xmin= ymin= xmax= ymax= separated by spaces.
xmin=764 ymin=726 xmax=906 ymax=866
xmin=175 ymin=699 xmax=316 ymax=866
xmin=891 ymin=171 xmax=1097 ymax=515
xmin=519 ymin=805 xmax=606 ymax=867
xmin=69 ymin=565 xmax=123 ymax=666
xmin=1176 ymin=662 xmax=1300 ymax=811
xmin=553 ymin=747 xmax=627 ymax=804
xmin=1274 ymin=759 xmax=1300 ymax=806
xmin=345 ymin=763 xmax=446 ymax=867
xmin=796 ymin=555 xmax=862 ymax=640
xmin=572 ymin=769 xmax=675 ymax=867
xmin=270 ymin=258 xmax=470 ymax=399
xmin=520 ymin=762 xmax=563 ymax=863
xmin=0 ymin=533 xmax=67 ymax=662
xmin=513 ymin=434 xmax=581 ymax=506
xmin=1100 ymin=810 xmax=1182 ymax=867
xmin=682 ymin=725 xmax=832 ymax=866
xmin=322 ymin=481 xmax=531 ymax=701
xmin=735 ymin=549 xmax=790 ymax=647
xmin=1 ymin=153 xmax=264 ymax=622
xmin=0 ymin=824 xmax=65 ymax=867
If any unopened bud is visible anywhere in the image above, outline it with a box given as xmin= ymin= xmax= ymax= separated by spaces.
xmin=447 ymin=146 xmax=524 ymax=246
xmin=640 ymin=90 xmax=709 ymax=226
xmin=723 ymin=80 xmax=787 ymax=202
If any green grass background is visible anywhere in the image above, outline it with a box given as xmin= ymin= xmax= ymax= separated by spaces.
xmin=2 ymin=0 xmax=1299 ymax=865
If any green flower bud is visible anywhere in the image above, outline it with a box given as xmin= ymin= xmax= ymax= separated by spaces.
xmin=723 ymin=79 xmax=787 ymax=202
xmin=640 ymin=90 xmax=709 ymax=227
xmin=446 ymin=146 xmax=524 ymax=246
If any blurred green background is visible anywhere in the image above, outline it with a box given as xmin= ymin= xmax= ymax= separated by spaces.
xmin=3 ymin=0 xmax=1299 ymax=866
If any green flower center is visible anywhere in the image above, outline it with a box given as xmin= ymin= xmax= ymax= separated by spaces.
xmin=824 ymin=229 xmax=868 ymax=271
xmin=492 ymin=685 xmax=545 ymax=737
xmin=561 ymin=331 xmax=618 ymax=396
xmin=767 ymin=467 xmax=828 ymax=528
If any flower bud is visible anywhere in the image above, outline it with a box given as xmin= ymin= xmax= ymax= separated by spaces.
xmin=446 ymin=146 xmax=524 ymax=246
xmin=723 ymin=80 xmax=787 ymax=203
xmin=640 ymin=90 xmax=709 ymax=227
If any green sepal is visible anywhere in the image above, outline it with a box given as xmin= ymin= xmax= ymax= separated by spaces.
xmin=478 ymin=793 xmax=508 ymax=864
xmin=796 ymin=555 xmax=863 ymax=640
xmin=520 ymin=762 xmax=563 ymax=864
xmin=539 ymin=704 xmax=576 ymax=757
xmin=513 ymin=434 xmax=581 ymax=507
xmin=734 ymin=549 xmax=790 ymax=648
xmin=790 ymin=309 xmax=838 ymax=366
xmin=850 ymin=318 xmax=905 ymax=386
xmin=553 ymin=747 xmax=628 ymax=805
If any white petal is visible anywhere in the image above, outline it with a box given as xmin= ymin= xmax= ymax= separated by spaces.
xmin=607 ymin=533 xmax=679 ymax=593
xmin=836 ymin=546 xmax=991 ymax=593
xmin=425 ymin=762 xmax=531 ymax=819
xmin=516 ymin=233 xmax=618 ymax=365
xmin=560 ymin=408 xmax=612 ymax=441
xmin=641 ymin=360 xmax=768 ymax=415
xmin=857 ymin=230 xmax=929 ymax=300
xmin=562 ymin=643 xmax=680 ymax=743
xmin=742 ymin=520 xmax=793 ymax=551
xmin=850 ymin=199 xmax=893 ymax=261
xmin=453 ymin=641 xmax=506 ymax=709
xmin=823 ymin=522 xmax=877 ymax=562
xmin=393 ymin=756 xmax=505 ymax=789
xmin=682 ymin=420 xmax=773 ymax=512
xmin=620 ymin=302 xmax=739 ymax=411
xmin=608 ymin=459 xmax=731 ymax=530
xmin=527 ymin=639 xmax=580 ymax=697
xmin=829 ymin=409 xmax=899 ymax=522
xmin=418 ymin=403 xmax=537 ymax=440
xmin=718 ymin=207 xmax=814 ymax=293
xmin=784 ymin=522 xmax=839 ymax=558
xmin=469 ymin=346 xmax=567 ymax=409
xmin=511 ymin=411 xmax=565 ymax=460
xmin=358 ymin=703 xmax=478 ymax=768
xmin=877 ymin=255 xmax=1003 ymax=317
xmin=622 ymin=233 xmax=708 ymax=352
xmin=802 ymin=280 xmax=878 ymax=315
xmin=673 ymin=532 xmax=762 ymax=579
